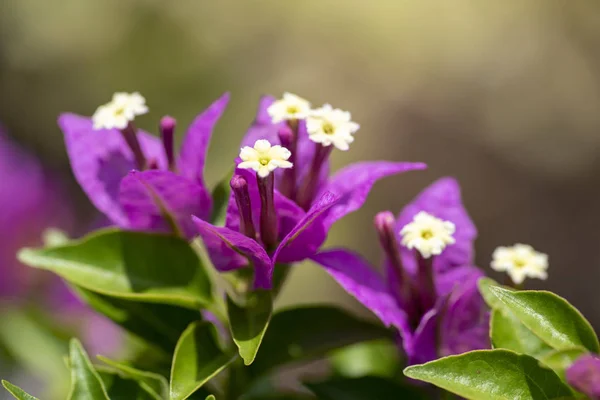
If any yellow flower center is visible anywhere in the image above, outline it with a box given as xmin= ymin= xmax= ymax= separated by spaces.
xmin=259 ymin=157 xmax=270 ymax=166
xmin=287 ymin=105 xmax=299 ymax=115
xmin=322 ymin=122 xmax=335 ymax=135
xmin=421 ymin=229 xmax=434 ymax=240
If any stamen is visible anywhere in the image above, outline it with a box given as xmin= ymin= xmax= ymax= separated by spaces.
xmin=374 ymin=211 xmax=416 ymax=320
xmin=230 ymin=175 xmax=256 ymax=239
xmin=257 ymin=173 xmax=278 ymax=250
xmin=296 ymin=144 xmax=332 ymax=210
xmin=160 ymin=116 xmax=176 ymax=170
xmin=415 ymin=253 xmax=436 ymax=315
xmin=120 ymin=123 xmax=147 ymax=170
xmin=277 ymin=126 xmax=297 ymax=199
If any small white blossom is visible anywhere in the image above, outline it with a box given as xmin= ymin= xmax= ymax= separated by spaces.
xmin=267 ymin=92 xmax=311 ymax=123
xmin=306 ymin=104 xmax=360 ymax=151
xmin=491 ymin=244 xmax=548 ymax=285
xmin=238 ymin=139 xmax=293 ymax=178
xmin=400 ymin=211 xmax=456 ymax=259
xmin=92 ymin=92 xmax=148 ymax=130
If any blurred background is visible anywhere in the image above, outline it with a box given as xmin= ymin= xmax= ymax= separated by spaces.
xmin=2 ymin=0 xmax=600 ymax=397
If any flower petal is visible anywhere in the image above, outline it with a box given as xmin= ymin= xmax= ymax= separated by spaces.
xmin=406 ymin=307 xmax=439 ymax=365
xmin=439 ymin=269 xmax=490 ymax=357
xmin=397 ymin=177 xmax=477 ymax=274
xmin=192 ymin=216 xmax=273 ymax=289
xmin=119 ymin=170 xmax=210 ymax=238
xmin=566 ymin=355 xmax=600 ymax=398
xmin=320 ymin=161 xmax=427 ymax=230
xmin=178 ymin=92 xmax=229 ymax=188
xmin=311 ymin=248 xmax=411 ymax=336
xmin=59 ymin=113 xmax=165 ymax=226
xmin=273 ymin=191 xmax=338 ymax=263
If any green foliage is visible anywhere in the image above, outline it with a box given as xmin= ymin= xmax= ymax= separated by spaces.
xmin=227 ymin=291 xmax=273 ymax=366
xmin=98 ymin=356 xmax=169 ymax=398
xmin=404 ymin=350 xmax=573 ymax=399
xmin=72 ymin=286 xmax=200 ymax=354
xmin=170 ymin=322 xmax=235 ymax=400
xmin=538 ymin=347 xmax=589 ymax=382
xmin=67 ymin=339 xmax=110 ymax=400
xmin=330 ymin=339 xmax=401 ymax=378
xmin=18 ymin=228 xmax=215 ymax=309
xmin=210 ymin=170 xmax=233 ymax=226
xmin=97 ymin=369 xmax=162 ymax=400
xmin=490 ymin=308 xmax=553 ymax=358
xmin=249 ymin=306 xmax=393 ymax=377
xmin=2 ymin=381 xmax=39 ymax=400
xmin=487 ymin=285 xmax=599 ymax=353
xmin=305 ymin=376 xmax=427 ymax=400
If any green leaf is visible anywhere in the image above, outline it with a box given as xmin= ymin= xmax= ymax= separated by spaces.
xmin=18 ymin=228 xmax=214 ymax=309
xmin=210 ymin=169 xmax=233 ymax=226
xmin=330 ymin=339 xmax=400 ymax=378
xmin=490 ymin=309 xmax=552 ymax=358
xmin=305 ymin=376 xmax=426 ymax=400
xmin=73 ymin=285 xmax=201 ymax=354
xmin=249 ymin=306 xmax=393 ymax=376
xmin=404 ymin=349 xmax=573 ymax=399
xmin=170 ymin=321 xmax=235 ymax=400
xmin=97 ymin=367 xmax=163 ymax=400
xmin=487 ymin=285 xmax=600 ymax=353
xmin=68 ymin=339 xmax=110 ymax=400
xmin=205 ymin=396 xmax=216 ymax=400
xmin=539 ymin=347 xmax=588 ymax=382
xmin=98 ymin=356 xmax=169 ymax=398
xmin=2 ymin=381 xmax=39 ymax=400
xmin=478 ymin=277 xmax=508 ymax=310
xmin=227 ymin=291 xmax=273 ymax=365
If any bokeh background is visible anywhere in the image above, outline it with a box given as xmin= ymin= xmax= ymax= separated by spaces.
xmin=2 ymin=0 xmax=600 ymax=397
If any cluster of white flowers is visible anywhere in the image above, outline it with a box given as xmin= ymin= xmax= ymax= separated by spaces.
xmin=400 ymin=211 xmax=456 ymax=259
xmin=398 ymin=211 xmax=549 ymax=285
xmin=491 ymin=244 xmax=548 ymax=285
xmin=92 ymin=92 xmax=148 ymax=130
xmin=238 ymin=139 xmax=293 ymax=178
xmin=267 ymin=92 xmax=359 ymax=151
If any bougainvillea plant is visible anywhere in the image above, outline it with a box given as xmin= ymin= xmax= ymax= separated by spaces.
xmin=5 ymin=92 xmax=600 ymax=400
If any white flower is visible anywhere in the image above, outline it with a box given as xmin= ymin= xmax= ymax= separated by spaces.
xmin=306 ymin=104 xmax=360 ymax=151
xmin=400 ymin=211 xmax=456 ymax=259
xmin=92 ymin=92 xmax=148 ymax=130
xmin=491 ymin=244 xmax=548 ymax=285
xmin=267 ymin=92 xmax=311 ymax=123
xmin=238 ymin=139 xmax=293 ymax=178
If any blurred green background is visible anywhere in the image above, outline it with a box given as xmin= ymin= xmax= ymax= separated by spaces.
xmin=2 ymin=0 xmax=600 ymax=396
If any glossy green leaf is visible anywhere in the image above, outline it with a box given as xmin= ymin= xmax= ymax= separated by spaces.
xmin=404 ymin=349 xmax=573 ymax=399
xmin=249 ymin=306 xmax=393 ymax=376
xmin=478 ymin=277 xmax=508 ymax=310
xmin=539 ymin=347 xmax=588 ymax=381
xmin=205 ymin=396 xmax=216 ymax=400
xmin=68 ymin=339 xmax=110 ymax=400
xmin=18 ymin=228 xmax=213 ymax=309
xmin=228 ymin=291 xmax=273 ymax=365
xmin=488 ymin=285 xmax=600 ymax=353
xmin=73 ymin=285 xmax=201 ymax=354
xmin=210 ymin=169 xmax=233 ymax=226
xmin=98 ymin=356 xmax=168 ymax=398
xmin=170 ymin=321 xmax=235 ymax=400
xmin=97 ymin=368 xmax=162 ymax=400
xmin=330 ymin=339 xmax=400 ymax=378
xmin=2 ymin=381 xmax=39 ymax=400
xmin=305 ymin=376 xmax=426 ymax=400
xmin=490 ymin=309 xmax=552 ymax=358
